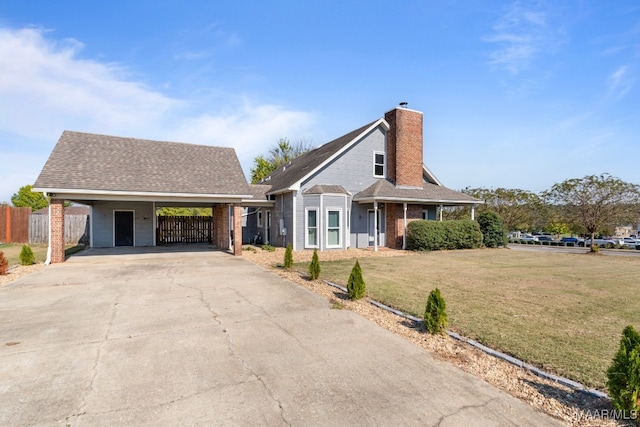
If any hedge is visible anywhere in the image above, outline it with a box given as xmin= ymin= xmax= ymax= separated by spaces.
xmin=406 ymin=220 xmax=483 ymax=251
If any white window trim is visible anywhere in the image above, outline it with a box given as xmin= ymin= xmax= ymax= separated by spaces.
xmin=373 ymin=151 xmax=385 ymax=178
xmin=305 ymin=208 xmax=319 ymax=248
xmin=325 ymin=208 xmax=342 ymax=249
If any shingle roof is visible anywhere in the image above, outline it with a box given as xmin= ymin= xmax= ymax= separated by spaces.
xmin=353 ymin=179 xmax=481 ymax=205
xmin=303 ymin=185 xmax=350 ymax=195
xmin=261 ymin=120 xmax=380 ymax=193
xmin=34 ymin=131 xmax=251 ymax=196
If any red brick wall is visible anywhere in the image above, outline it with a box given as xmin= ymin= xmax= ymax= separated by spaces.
xmin=213 ymin=205 xmax=230 ymax=249
xmin=233 ymin=205 xmax=242 ymax=255
xmin=50 ymin=199 xmax=65 ymax=263
xmin=385 ymin=203 xmax=423 ymax=249
xmin=384 ymin=107 xmax=424 ymax=188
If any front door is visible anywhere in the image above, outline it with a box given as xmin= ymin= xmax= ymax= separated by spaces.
xmin=368 ymin=210 xmax=382 ymax=247
xmin=114 ymin=211 xmax=134 ymax=246
xmin=265 ymin=210 xmax=272 ymax=244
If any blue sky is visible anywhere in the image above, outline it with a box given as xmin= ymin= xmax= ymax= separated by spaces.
xmin=1 ymin=0 xmax=639 ymax=203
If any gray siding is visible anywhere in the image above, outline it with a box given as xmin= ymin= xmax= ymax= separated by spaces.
xmin=299 ymin=127 xmax=386 ymax=196
xmin=91 ymin=201 xmax=154 ymax=247
xmin=298 ymin=193 xmax=349 ymax=250
xmin=271 ymin=193 xmax=294 ymax=248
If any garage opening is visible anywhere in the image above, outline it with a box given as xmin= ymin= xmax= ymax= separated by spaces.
xmin=156 ymin=215 xmax=212 ymax=245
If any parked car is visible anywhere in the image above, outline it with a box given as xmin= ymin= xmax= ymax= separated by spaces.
xmin=621 ymin=237 xmax=639 ymax=248
xmin=519 ymin=234 xmax=538 ymax=242
xmin=582 ymin=237 xmax=617 ymax=248
xmin=537 ymin=236 xmax=553 ymax=242
xmin=560 ymin=236 xmax=583 ymax=245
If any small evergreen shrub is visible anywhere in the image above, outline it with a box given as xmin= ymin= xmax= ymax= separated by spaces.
xmin=424 ymin=288 xmax=448 ymax=334
xmin=607 ymin=325 xmax=640 ymax=421
xmin=283 ymin=243 xmax=293 ymax=269
xmin=477 ymin=211 xmax=508 ymax=248
xmin=347 ymin=260 xmax=366 ymax=300
xmin=19 ymin=245 xmax=35 ymax=266
xmin=0 ymin=251 xmax=8 ymax=275
xmin=261 ymin=244 xmax=275 ymax=252
xmin=407 ymin=220 xmax=482 ymax=251
xmin=308 ymin=248 xmax=320 ymax=280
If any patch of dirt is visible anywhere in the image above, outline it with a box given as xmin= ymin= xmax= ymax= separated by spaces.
xmin=0 ymin=264 xmax=45 ymax=287
xmin=243 ymin=246 xmax=628 ymax=427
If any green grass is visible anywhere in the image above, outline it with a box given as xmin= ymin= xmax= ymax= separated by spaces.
xmin=300 ymin=249 xmax=640 ymax=390
xmin=0 ymin=243 xmax=85 ymax=266
xmin=0 ymin=243 xmax=49 ymax=265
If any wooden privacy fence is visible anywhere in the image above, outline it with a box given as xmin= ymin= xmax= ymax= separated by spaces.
xmin=157 ymin=216 xmax=212 ymax=245
xmin=0 ymin=205 xmax=30 ymax=243
xmin=29 ymin=214 xmax=90 ymax=245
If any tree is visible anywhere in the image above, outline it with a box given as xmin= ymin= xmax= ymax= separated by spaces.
xmin=424 ymin=288 xmax=448 ymax=334
xmin=460 ymin=187 xmax=544 ymax=232
xmin=347 ymin=260 xmax=366 ymax=300
xmin=156 ymin=207 xmax=212 ymax=216
xmin=250 ymin=138 xmax=314 ymax=183
xmin=283 ymin=243 xmax=293 ymax=269
xmin=308 ymin=248 xmax=320 ymax=280
xmin=11 ymin=185 xmax=49 ymax=211
xmin=477 ymin=211 xmax=507 ymax=248
xmin=543 ymin=174 xmax=640 ymax=251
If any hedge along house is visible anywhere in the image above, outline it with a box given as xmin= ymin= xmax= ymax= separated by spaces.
xmin=249 ymin=104 xmax=482 ymax=251
xmin=33 ymin=131 xmax=251 ymax=263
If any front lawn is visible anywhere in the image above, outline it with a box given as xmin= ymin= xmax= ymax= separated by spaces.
xmin=308 ymin=249 xmax=640 ymax=390
xmin=0 ymin=243 xmax=49 ymax=265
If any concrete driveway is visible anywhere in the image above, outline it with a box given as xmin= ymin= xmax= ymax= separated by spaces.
xmin=0 ymin=247 xmax=563 ymax=426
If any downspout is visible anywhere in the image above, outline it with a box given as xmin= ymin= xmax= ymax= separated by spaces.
xmin=44 ymin=193 xmax=51 ymax=265
xmin=471 ymin=204 xmax=476 ymax=221
xmin=439 ymin=204 xmax=443 ymax=221
xmin=374 ymin=201 xmax=378 ymax=252
xmin=403 ymin=203 xmax=407 ymax=250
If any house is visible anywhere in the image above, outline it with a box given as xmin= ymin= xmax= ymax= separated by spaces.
xmin=33 ymin=104 xmax=481 ymax=263
xmin=33 ymin=131 xmax=251 ymax=263
xmin=245 ymin=104 xmax=481 ymax=251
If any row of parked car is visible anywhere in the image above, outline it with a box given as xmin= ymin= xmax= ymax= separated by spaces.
xmin=511 ymin=233 xmax=640 ymax=249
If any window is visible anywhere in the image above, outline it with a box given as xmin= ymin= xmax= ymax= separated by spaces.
xmin=327 ymin=209 xmax=341 ymax=247
xmin=306 ymin=209 xmax=318 ymax=247
xmin=257 ymin=210 xmax=263 ymax=228
xmin=373 ymin=152 xmax=385 ymax=177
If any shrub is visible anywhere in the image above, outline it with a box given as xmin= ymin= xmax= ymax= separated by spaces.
xmin=424 ymin=288 xmax=448 ymax=334
xmin=308 ymin=248 xmax=320 ymax=280
xmin=347 ymin=260 xmax=366 ymax=300
xmin=406 ymin=220 xmax=482 ymax=251
xmin=607 ymin=325 xmax=640 ymax=420
xmin=19 ymin=245 xmax=35 ymax=266
xmin=283 ymin=244 xmax=293 ymax=269
xmin=477 ymin=211 xmax=508 ymax=248
xmin=0 ymin=251 xmax=8 ymax=275
xmin=261 ymin=244 xmax=275 ymax=252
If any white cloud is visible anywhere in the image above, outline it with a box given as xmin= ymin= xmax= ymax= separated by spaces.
xmin=484 ymin=2 xmax=564 ymax=74
xmin=0 ymin=26 xmax=315 ymax=202
xmin=607 ymin=65 xmax=633 ymax=99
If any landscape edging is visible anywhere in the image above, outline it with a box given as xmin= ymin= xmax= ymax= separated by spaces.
xmin=322 ymin=278 xmax=608 ymax=400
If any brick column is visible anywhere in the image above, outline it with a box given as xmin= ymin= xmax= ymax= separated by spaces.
xmin=216 ymin=205 xmax=230 ymax=250
xmin=233 ymin=204 xmax=242 ymax=256
xmin=50 ymin=199 xmax=65 ymax=263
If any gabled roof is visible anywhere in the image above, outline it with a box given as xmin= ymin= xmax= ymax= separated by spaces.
xmin=303 ymin=185 xmax=350 ymax=195
xmin=242 ymin=184 xmax=274 ymax=206
xmin=353 ymin=179 xmax=481 ymax=205
xmin=33 ymin=131 xmax=251 ymax=198
xmin=261 ymin=119 xmax=385 ymax=193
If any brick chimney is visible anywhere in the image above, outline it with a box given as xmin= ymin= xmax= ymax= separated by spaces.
xmin=384 ymin=104 xmax=424 ymax=188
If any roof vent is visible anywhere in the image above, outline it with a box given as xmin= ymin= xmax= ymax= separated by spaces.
xmin=399 ymin=102 xmax=408 ymax=108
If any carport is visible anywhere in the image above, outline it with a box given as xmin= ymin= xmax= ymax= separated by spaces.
xmin=33 ymin=131 xmax=252 ymax=263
